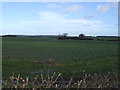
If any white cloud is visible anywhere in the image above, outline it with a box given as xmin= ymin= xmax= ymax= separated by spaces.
xmin=2 ymin=11 xmax=116 ymax=36
xmin=64 ymin=5 xmax=84 ymax=13
xmin=96 ymin=4 xmax=110 ymax=13
xmin=44 ymin=3 xmax=84 ymax=13
xmin=26 ymin=11 xmax=105 ymax=27
xmin=45 ymin=3 xmax=62 ymax=9
xmin=38 ymin=11 xmax=65 ymax=21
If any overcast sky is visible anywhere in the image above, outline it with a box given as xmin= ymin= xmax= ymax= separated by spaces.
xmin=1 ymin=2 xmax=118 ymax=36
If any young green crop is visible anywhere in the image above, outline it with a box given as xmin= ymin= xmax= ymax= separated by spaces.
xmin=2 ymin=37 xmax=118 ymax=80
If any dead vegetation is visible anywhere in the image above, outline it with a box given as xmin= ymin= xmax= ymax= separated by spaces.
xmin=2 ymin=72 xmax=119 ymax=88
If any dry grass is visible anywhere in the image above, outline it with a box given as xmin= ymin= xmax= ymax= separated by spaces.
xmin=2 ymin=72 xmax=119 ymax=89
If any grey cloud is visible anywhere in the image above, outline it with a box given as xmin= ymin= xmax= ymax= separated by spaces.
xmin=84 ymin=14 xmax=95 ymax=19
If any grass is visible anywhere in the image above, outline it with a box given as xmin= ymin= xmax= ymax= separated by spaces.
xmin=2 ymin=37 xmax=119 ymax=80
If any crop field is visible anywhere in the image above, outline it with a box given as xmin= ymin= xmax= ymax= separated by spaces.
xmin=2 ymin=37 xmax=119 ymax=80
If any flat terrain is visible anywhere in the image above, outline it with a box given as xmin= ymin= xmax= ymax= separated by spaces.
xmin=2 ymin=37 xmax=118 ymax=80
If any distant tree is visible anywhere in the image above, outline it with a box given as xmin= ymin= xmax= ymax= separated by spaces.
xmin=2 ymin=35 xmax=17 ymax=37
xmin=57 ymin=33 xmax=68 ymax=40
xmin=63 ymin=33 xmax=68 ymax=37
xmin=79 ymin=34 xmax=85 ymax=39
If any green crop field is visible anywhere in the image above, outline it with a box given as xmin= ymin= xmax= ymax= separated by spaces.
xmin=2 ymin=37 xmax=119 ymax=80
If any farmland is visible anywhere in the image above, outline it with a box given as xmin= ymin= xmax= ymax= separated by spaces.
xmin=2 ymin=37 xmax=119 ymax=80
